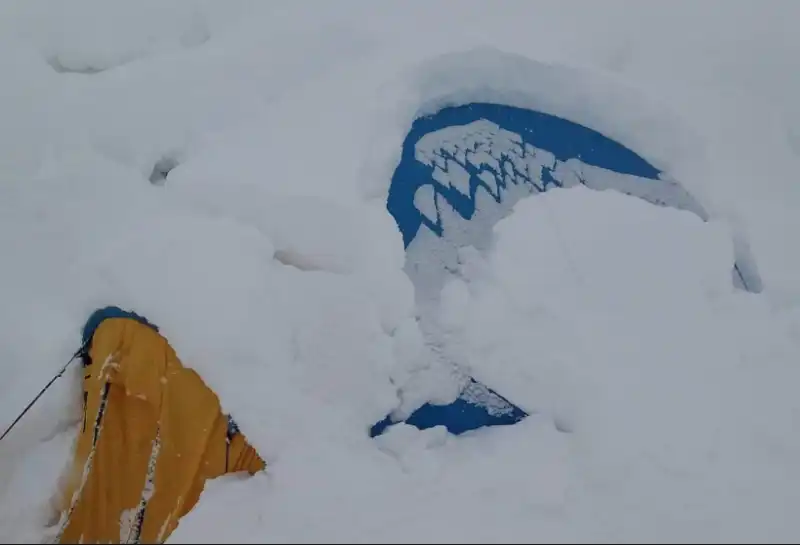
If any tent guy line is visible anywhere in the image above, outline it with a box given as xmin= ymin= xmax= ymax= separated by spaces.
xmin=0 ymin=342 xmax=88 ymax=445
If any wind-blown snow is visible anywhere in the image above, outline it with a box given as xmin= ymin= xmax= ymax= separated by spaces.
xmin=1 ymin=1 xmax=800 ymax=543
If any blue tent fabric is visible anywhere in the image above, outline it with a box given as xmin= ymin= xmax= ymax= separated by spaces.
xmin=387 ymin=102 xmax=662 ymax=250
xmin=369 ymin=377 xmax=527 ymax=437
xmin=377 ymin=101 xmax=757 ymax=438
xmin=81 ymin=306 xmax=159 ymax=348
xmin=387 ymin=102 xmax=758 ymax=293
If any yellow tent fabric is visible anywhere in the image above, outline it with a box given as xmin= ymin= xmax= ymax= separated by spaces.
xmin=54 ymin=316 xmax=265 ymax=544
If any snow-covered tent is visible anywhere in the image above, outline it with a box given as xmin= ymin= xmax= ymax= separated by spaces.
xmin=374 ymin=102 xmax=762 ymax=437
xmin=54 ymin=307 xmax=265 ymax=544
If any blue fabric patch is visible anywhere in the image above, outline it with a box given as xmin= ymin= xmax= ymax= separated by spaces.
xmin=81 ymin=306 xmax=159 ymax=347
xmin=370 ymin=377 xmax=528 ymax=438
xmin=387 ymin=102 xmax=660 ymax=250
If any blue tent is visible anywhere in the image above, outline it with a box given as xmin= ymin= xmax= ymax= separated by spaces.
xmin=372 ymin=102 xmax=759 ymax=438
xmin=370 ymin=377 xmax=527 ymax=437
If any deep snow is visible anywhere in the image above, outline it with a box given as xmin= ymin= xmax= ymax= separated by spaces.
xmin=1 ymin=1 xmax=800 ymax=543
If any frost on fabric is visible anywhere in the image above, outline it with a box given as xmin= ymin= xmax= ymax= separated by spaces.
xmin=406 ymin=119 xmax=708 ymax=307
xmin=458 ymin=380 xmax=517 ymax=418
xmin=121 ymin=427 xmax=161 ymax=544
xmin=54 ymin=379 xmax=112 ymax=544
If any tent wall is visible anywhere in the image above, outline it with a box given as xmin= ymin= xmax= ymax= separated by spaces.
xmin=56 ymin=314 xmax=264 ymax=544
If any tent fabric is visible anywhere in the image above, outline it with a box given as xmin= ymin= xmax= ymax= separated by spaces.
xmin=375 ymin=101 xmax=760 ymax=438
xmin=369 ymin=377 xmax=527 ymax=437
xmin=55 ymin=310 xmax=265 ymax=544
xmin=80 ymin=306 xmax=159 ymax=347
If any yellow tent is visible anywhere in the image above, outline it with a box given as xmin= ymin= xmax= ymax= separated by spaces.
xmin=53 ymin=307 xmax=265 ymax=544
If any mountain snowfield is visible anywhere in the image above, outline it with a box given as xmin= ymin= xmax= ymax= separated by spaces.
xmin=1 ymin=1 xmax=800 ymax=543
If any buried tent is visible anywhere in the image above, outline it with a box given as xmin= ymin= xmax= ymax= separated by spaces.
xmin=373 ymin=102 xmax=763 ymax=438
xmin=53 ymin=306 xmax=265 ymax=544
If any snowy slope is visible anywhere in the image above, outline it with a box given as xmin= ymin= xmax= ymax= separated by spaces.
xmin=1 ymin=1 xmax=800 ymax=543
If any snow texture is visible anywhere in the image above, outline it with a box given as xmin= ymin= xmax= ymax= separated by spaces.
xmin=1 ymin=1 xmax=800 ymax=543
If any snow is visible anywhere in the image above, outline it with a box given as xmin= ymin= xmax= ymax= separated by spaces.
xmin=1 ymin=0 xmax=800 ymax=543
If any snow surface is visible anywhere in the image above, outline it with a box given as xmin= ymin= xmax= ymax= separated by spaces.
xmin=1 ymin=1 xmax=800 ymax=543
